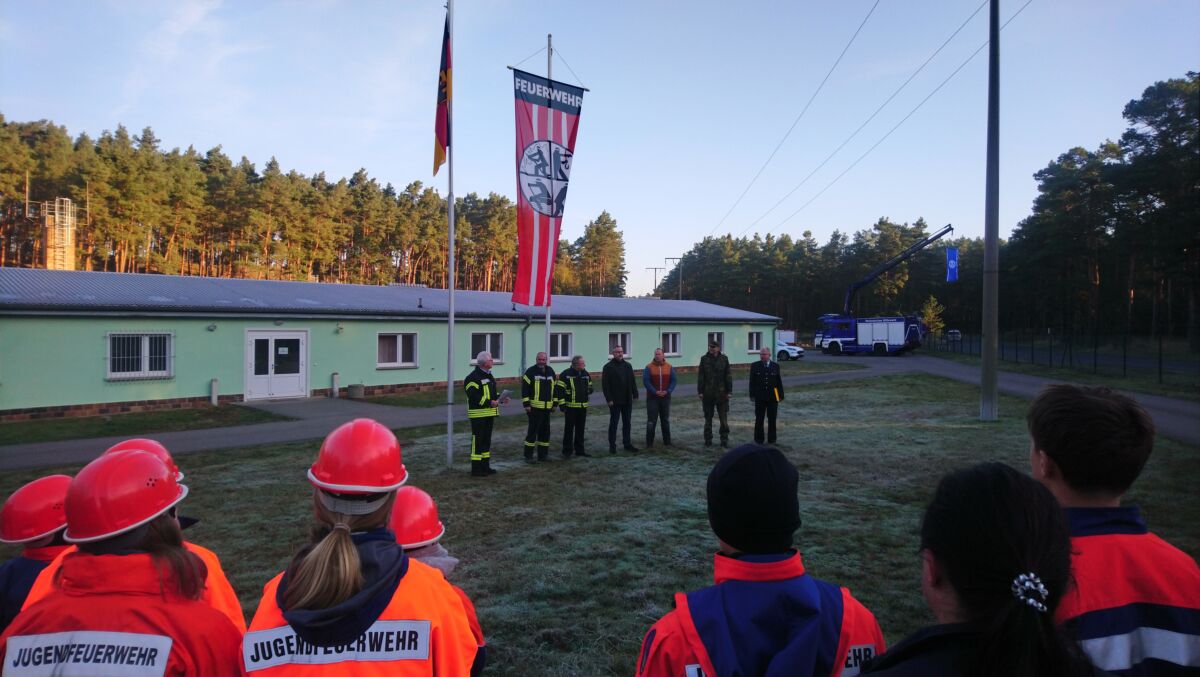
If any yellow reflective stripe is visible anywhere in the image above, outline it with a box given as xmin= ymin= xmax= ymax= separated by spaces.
xmin=468 ymin=408 xmax=499 ymax=418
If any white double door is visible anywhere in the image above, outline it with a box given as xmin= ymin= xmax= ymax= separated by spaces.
xmin=245 ymin=330 xmax=308 ymax=400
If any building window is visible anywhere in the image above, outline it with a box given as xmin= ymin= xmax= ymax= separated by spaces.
xmin=549 ymin=332 xmax=572 ymax=361
xmin=748 ymin=331 xmax=763 ymax=352
xmin=661 ymin=332 xmax=681 ymax=357
xmin=471 ymin=332 xmax=504 ymax=363
xmin=377 ymin=333 xmax=417 ymax=368
xmin=707 ymin=332 xmax=724 ymax=351
xmin=107 ymin=332 xmax=173 ymax=380
xmin=608 ymin=332 xmax=631 ymax=356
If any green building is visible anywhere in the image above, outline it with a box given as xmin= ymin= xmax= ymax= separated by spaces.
xmin=0 ymin=269 xmax=780 ymax=419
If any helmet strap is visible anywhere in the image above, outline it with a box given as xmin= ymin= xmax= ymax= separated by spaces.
xmin=317 ymin=490 xmax=390 ymax=516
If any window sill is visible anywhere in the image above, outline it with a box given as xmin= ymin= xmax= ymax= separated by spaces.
xmin=377 ymin=364 xmax=419 ymax=370
xmin=469 ymin=361 xmax=505 ymax=366
xmin=663 ymin=352 xmax=681 ymax=358
xmin=106 ymin=375 xmax=174 ymax=382
xmin=549 ymin=357 xmax=571 ymax=363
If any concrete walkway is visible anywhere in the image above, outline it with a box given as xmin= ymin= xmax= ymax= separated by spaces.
xmin=1 ymin=355 xmax=1195 ymax=471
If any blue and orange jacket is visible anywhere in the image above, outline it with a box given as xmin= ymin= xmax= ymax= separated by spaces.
xmin=244 ymin=529 xmax=477 ymax=675
xmin=1056 ymin=506 xmax=1200 ymax=677
xmin=0 ymin=545 xmax=68 ymax=634
xmin=637 ymin=551 xmax=886 ymax=677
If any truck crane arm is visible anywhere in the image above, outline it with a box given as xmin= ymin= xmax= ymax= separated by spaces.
xmin=842 ymin=223 xmax=954 ymax=315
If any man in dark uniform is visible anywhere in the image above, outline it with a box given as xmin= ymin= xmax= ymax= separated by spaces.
xmin=749 ymin=346 xmax=784 ymax=444
xmin=521 ymin=351 xmax=556 ymax=463
xmin=555 ymin=355 xmax=593 ymax=458
xmin=464 ymin=351 xmax=507 ymax=477
xmin=602 ymin=345 xmax=639 ymax=453
xmin=698 ymin=340 xmax=733 ymax=447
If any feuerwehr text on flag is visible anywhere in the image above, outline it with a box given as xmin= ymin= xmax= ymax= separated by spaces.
xmin=511 ymin=69 xmax=585 ymax=307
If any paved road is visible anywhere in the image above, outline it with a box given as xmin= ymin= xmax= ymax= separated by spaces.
xmin=1 ymin=355 xmax=1194 ymax=471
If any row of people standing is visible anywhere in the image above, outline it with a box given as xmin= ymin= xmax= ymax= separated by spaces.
xmin=464 ymin=341 xmax=788 ymax=475
xmin=0 ymin=421 xmax=485 ymax=675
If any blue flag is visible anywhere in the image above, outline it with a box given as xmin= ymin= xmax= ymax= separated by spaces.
xmin=946 ymin=247 xmax=959 ymax=282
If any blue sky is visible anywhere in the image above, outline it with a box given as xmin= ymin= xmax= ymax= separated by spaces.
xmin=2 ymin=1 xmax=1197 ymax=296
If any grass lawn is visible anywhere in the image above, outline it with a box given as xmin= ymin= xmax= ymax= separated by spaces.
xmin=368 ymin=358 xmax=864 ymax=408
xmin=3 ymin=374 xmax=1195 ymax=676
xmin=0 ymin=405 xmax=289 ymax=446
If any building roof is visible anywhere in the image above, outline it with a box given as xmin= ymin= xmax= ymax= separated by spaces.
xmin=0 ymin=268 xmax=779 ymax=323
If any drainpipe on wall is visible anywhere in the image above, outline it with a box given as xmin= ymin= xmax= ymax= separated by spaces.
xmin=330 ymin=372 xmax=340 ymax=398
xmin=519 ymin=313 xmax=532 ymax=373
xmin=210 ymin=378 xmax=219 ymax=406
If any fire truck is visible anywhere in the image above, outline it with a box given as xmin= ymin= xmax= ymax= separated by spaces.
xmin=815 ymin=224 xmax=953 ymax=356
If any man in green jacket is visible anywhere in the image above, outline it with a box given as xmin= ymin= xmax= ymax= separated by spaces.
xmin=698 ymin=340 xmax=733 ymax=447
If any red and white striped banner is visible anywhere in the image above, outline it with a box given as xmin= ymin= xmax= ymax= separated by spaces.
xmin=511 ymin=69 xmax=585 ymax=307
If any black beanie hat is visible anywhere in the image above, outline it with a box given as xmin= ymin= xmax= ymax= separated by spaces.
xmin=706 ymin=443 xmax=801 ymax=554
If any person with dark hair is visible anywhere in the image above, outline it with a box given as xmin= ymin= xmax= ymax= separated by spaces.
xmin=603 ymin=345 xmax=639 ymax=453
xmin=636 ymin=443 xmax=885 ymax=676
xmin=20 ymin=438 xmax=247 ymax=632
xmin=0 ymin=450 xmax=245 ymax=675
xmin=0 ymin=475 xmax=71 ymax=634
xmin=863 ymin=462 xmax=1102 ymax=677
xmin=243 ymin=418 xmax=478 ymax=675
xmin=1027 ymin=384 xmax=1200 ymax=676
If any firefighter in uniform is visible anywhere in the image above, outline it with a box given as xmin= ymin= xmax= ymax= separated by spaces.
xmin=521 ymin=351 xmax=557 ymax=463
xmin=555 ymin=355 xmax=593 ymax=458
xmin=243 ymin=418 xmax=478 ymax=675
xmin=0 ymin=450 xmax=245 ymax=676
xmin=464 ymin=351 xmax=506 ymax=477
xmin=20 ymin=439 xmax=246 ymax=632
xmin=0 ymin=475 xmax=71 ymax=634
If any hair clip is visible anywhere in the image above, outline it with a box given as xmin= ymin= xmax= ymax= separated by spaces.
xmin=1011 ymin=572 xmax=1049 ymax=613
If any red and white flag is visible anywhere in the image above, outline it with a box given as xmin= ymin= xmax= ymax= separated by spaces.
xmin=511 ymin=69 xmax=585 ymax=307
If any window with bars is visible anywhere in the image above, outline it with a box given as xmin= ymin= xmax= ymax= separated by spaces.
xmin=748 ymin=331 xmax=764 ymax=351
xmin=377 ymin=333 xmax=417 ymax=368
xmin=107 ymin=332 xmax=173 ymax=380
xmin=608 ymin=332 xmax=631 ymax=356
xmin=470 ymin=333 xmax=504 ymax=363
xmin=549 ymin=332 xmax=572 ymax=360
xmin=661 ymin=332 xmax=681 ymax=356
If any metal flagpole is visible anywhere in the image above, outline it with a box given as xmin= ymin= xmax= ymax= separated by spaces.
xmin=980 ymin=0 xmax=1000 ymax=421
xmin=544 ymin=32 xmax=553 ymax=355
xmin=445 ymin=0 xmax=457 ymax=467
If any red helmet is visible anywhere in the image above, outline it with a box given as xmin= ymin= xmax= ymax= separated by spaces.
xmin=391 ymin=486 xmax=445 ymax=549
xmin=64 ymin=450 xmax=189 ymax=543
xmin=0 ymin=475 xmax=71 ymax=544
xmin=105 ymin=438 xmax=183 ymax=480
xmin=308 ymin=418 xmax=407 ymax=494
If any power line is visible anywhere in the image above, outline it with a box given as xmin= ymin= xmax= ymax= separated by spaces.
xmin=771 ymin=0 xmax=1035 ymax=233
xmin=735 ymin=0 xmax=989 ymax=237
xmin=706 ymin=0 xmax=881 ymax=237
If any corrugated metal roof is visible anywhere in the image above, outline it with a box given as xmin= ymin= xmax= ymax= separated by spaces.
xmin=0 ymin=268 xmax=778 ymax=323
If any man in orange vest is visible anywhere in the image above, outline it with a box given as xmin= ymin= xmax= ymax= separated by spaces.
xmin=642 ymin=348 xmax=676 ymax=448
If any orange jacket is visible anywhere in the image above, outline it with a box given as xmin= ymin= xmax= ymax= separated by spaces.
xmin=0 ymin=551 xmax=245 ymax=676
xmin=243 ymin=559 xmax=477 ymax=675
xmin=22 ymin=540 xmax=247 ymax=633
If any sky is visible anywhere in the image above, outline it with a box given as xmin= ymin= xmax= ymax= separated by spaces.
xmin=1 ymin=1 xmax=1197 ymax=296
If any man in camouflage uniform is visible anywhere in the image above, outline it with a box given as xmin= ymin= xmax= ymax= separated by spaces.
xmin=698 ymin=340 xmax=733 ymax=447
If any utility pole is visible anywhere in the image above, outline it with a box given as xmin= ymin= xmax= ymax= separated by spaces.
xmin=646 ymin=266 xmax=665 ymax=294
xmin=666 ymin=257 xmax=683 ymax=300
xmin=980 ymin=0 xmax=1000 ymax=421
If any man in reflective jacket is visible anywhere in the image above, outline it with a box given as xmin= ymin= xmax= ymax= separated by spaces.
xmin=521 ymin=351 xmax=557 ymax=463
xmin=464 ymin=351 xmax=507 ymax=477
xmin=1028 ymin=385 xmax=1200 ymax=677
xmin=637 ymin=444 xmax=885 ymax=677
xmin=555 ymin=355 xmax=593 ymax=458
